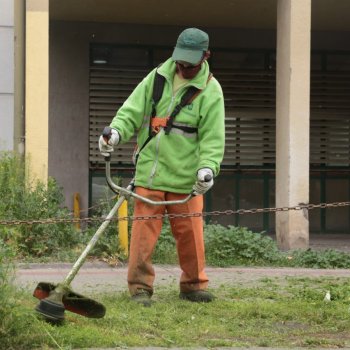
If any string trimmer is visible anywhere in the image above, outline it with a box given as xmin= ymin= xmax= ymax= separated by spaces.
xmin=33 ymin=127 xmax=204 ymax=324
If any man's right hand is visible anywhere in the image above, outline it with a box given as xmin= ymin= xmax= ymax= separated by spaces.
xmin=99 ymin=128 xmax=120 ymax=157
xmin=192 ymin=168 xmax=214 ymax=195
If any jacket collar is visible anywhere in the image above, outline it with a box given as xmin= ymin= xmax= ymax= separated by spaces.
xmin=157 ymin=58 xmax=210 ymax=90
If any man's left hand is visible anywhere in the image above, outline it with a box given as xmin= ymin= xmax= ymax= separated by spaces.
xmin=193 ymin=168 xmax=214 ymax=195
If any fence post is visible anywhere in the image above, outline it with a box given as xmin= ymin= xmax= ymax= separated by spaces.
xmin=118 ymin=199 xmax=128 ymax=257
xmin=73 ymin=192 xmax=81 ymax=230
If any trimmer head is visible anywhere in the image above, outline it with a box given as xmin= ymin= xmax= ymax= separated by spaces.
xmin=35 ymin=297 xmax=65 ymax=324
xmin=33 ymin=282 xmax=106 ymax=323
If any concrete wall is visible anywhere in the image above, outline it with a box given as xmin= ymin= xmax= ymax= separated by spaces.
xmin=49 ymin=23 xmax=89 ymax=211
xmin=49 ymin=21 xmax=350 ymax=211
xmin=0 ymin=0 xmax=14 ymax=151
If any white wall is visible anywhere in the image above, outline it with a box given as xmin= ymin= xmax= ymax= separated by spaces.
xmin=0 ymin=0 xmax=14 ymax=151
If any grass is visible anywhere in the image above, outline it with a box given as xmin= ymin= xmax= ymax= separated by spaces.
xmin=6 ymin=276 xmax=350 ymax=349
xmin=2 ymin=153 xmax=350 ymax=348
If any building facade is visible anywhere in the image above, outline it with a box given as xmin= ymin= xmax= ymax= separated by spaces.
xmin=4 ymin=0 xmax=350 ymax=249
xmin=0 ymin=0 xmax=15 ymax=151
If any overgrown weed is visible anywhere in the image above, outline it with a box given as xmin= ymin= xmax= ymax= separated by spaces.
xmin=0 ymin=152 xmax=78 ymax=259
xmin=0 ymin=239 xmax=48 ymax=350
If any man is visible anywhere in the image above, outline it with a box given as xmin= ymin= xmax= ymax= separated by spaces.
xmin=99 ymin=28 xmax=225 ymax=306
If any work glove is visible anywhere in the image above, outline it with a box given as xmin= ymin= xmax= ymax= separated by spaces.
xmin=98 ymin=128 xmax=120 ymax=157
xmin=193 ymin=168 xmax=214 ymax=195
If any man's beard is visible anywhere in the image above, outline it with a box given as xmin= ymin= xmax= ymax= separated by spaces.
xmin=176 ymin=63 xmax=202 ymax=79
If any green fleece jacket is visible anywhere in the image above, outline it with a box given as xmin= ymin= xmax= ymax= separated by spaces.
xmin=110 ymin=58 xmax=225 ymax=194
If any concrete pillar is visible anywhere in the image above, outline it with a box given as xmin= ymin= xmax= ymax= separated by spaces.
xmin=25 ymin=0 xmax=49 ymax=184
xmin=276 ymin=0 xmax=311 ymax=250
xmin=0 ymin=0 xmax=15 ymax=151
xmin=14 ymin=0 xmax=25 ymax=155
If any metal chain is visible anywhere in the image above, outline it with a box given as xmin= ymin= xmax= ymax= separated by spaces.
xmin=0 ymin=201 xmax=350 ymax=226
xmin=66 ymin=195 xmax=118 ymax=216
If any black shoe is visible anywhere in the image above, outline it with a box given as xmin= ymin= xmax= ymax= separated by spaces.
xmin=179 ymin=290 xmax=215 ymax=303
xmin=131 ymin=290 xmax=152 ymax=307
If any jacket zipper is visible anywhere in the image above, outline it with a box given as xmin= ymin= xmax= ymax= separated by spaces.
xmin=148 ymin=130 xmax=162 ymax=187
xmin=147 ymin=82 xmax=189 ymax=187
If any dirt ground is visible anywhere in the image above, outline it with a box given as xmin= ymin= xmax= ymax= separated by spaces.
xmin=16 ymin=262 xmax=350 ymax=296
xmin=15 ymin=234 xmax=350 ymax=295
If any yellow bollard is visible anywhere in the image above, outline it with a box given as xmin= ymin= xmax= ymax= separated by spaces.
xmin=73 ymin=193 xmax=81 ymax=230
xmin=118 ymin=199 xmax=128 ymax=257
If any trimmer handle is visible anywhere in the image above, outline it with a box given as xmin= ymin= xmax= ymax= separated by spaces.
xmin=104 ymin=159 xmax=194 ymax=205
xmin=203 ymin=174 xmax=212 ymax=182
xmin=103 ymin=149 xmax=212 ymax=204
xmin=102 ymin=126 xmax=112 ymax=143
xmin=102 ymin=126 xmax=112 ymax=161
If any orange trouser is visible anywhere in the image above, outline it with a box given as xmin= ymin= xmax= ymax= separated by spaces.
xmin=127 ymin=186 xmax=209 ymax=295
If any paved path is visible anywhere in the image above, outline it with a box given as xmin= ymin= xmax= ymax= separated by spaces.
xmin=16 ymin=262 xmax=350 ymax=295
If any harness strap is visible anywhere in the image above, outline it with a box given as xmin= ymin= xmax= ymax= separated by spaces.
xmin=165 ymin=73 xmax=212 ymax=135
xmin=164 ymin=86 xmax=200 ymax=135
xmin=172 ymin=124 xmax=198 ymax=134
xmin=135 ymin=69 xmax=212 ymax=166
xmin=151 ymin=117 xmax=197 ymax=134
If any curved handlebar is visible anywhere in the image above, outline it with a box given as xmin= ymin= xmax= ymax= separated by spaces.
xmin=105 ymin=159 xmax=194 ymax=206
xmin=103 ymin=129 xmax=213 ymax=205
xmin=102 ymin=126 xmax=112 ymax=143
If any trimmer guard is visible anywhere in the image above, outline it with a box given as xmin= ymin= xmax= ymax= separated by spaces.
xmin=33 ymin=282 xmax=106 ymax=318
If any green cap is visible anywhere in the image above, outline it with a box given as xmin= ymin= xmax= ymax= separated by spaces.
xmin=172 ymin=28 xmax=209 ymax=65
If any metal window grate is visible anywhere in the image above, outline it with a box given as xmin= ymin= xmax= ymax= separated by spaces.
xmin=89 ymin=53 xmax=350 ymax=168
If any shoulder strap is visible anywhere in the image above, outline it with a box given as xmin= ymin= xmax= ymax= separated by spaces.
xmin=135 ymin=68 xmax=166 ymax=166
xmin=164 ymin=86 xmax=200 ymax=135
xmin=149 ymin=70 xmax=166 ymax=137
xmin=151 ymin=71 xmax=166 ymax=117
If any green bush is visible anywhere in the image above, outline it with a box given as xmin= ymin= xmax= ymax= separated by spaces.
xmin=289 ymin=248 xmax=350 ymax=269
xmin=205 ymin=224 xmax=281 ymax=266
xmin=86 ymin=187 xmax=134 ymax=261
xmin=152 ymin=223 xmax=350 ymax=269
xmin=153 ymin=221 xmax=178 ymax=264
xmin=153 ymin=223 xmax=281 ymax=267
xmin=0 ymin=152 xmax=78 ymax=258
xmin=83 ymin=213 xmax=122 ymax=261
